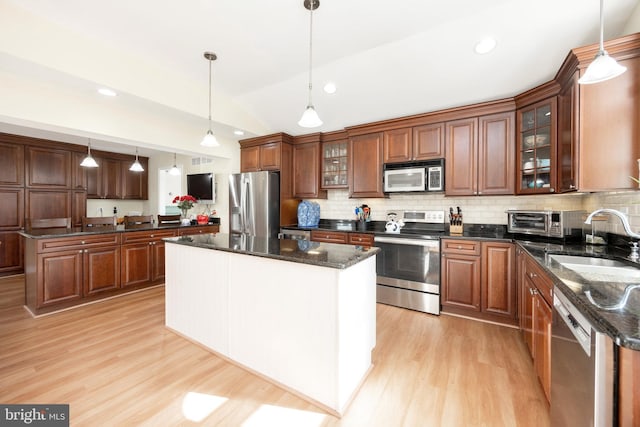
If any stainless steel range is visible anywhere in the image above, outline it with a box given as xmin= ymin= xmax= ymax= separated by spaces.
xmin=374 ymin=210 xmax=445 ymax=315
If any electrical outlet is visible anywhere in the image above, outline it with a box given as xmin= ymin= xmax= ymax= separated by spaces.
xmin=586 ymin=234 xmax=593 ymax=244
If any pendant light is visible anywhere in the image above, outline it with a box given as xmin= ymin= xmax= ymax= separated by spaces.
xmin=578 ymin=0 xmax=627 ymax=84
xmin=298 ymin=0 xmax=323 ymax=128
xmin=201 ymin=52 xmax=220 ymax=147
xmin=80 ymin=139 xmax=99 ymax=168
xmin=129 ymin=147 xmax=144 ymax=172
xmin=169 ymin=153 xmax=180 ymax=176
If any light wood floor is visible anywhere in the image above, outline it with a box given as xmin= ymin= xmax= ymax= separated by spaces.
xmin=0 ymin=275 xmax=549 ymax=426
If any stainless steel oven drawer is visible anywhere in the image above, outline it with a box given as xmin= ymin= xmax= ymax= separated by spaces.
xmin=377 ymin=284 xmax=440 ymax=314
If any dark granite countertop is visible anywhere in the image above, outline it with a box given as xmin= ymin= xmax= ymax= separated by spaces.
xmin=19 ymin=222 xmax=220 ymax=239
xmin=517 ymin=240 xmax=640 ymax=350
xmin=164 ymin=232 xmax=380 ymax=270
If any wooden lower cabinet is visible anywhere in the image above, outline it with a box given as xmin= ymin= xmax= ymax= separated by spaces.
xmin=441 ymin=239 xmax=516 ymax=325
xmin=121 ymin=229 xmax=177 ymax=287
xmin=37 ymin=249 xmax=83 ymax=307
xmin=83 ymin=245 xmax=121 ymax=296
xmin=311 ymin=230 xmax=349 ymax=244
xmin=0 ymin=231 xmax=23 ymax=275
xmin=518 ymin=246 xmax=553 ymax=402
xmin=619 ymin=346 xmax=640 ymax=426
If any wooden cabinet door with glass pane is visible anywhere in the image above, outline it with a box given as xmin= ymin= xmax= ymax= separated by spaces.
xmin=516 ymin=99 xmax=557 ymax=194
xmin=321 ymin=141 xmax=348 ymax=188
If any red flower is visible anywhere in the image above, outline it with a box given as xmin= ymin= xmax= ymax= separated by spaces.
xmin=172 ymin=195 xmax=197 ymax=210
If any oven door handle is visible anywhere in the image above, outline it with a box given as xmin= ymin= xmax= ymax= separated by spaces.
xmin=374 ymin=236 xmax=439 ymax=247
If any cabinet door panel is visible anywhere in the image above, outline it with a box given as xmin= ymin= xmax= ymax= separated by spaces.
xmin=441 ymin=254 xmax=481 ymax=310
xmin=445 ymin=118 xmax=478 ymax=196
xmin=533 ymin=295 xmax=552 ymax=401
xmin=26 ymin=147 xmax=71 ymax=188
xmin=349 ymin=133 xmax=384 ymax=198
xmin=85 ymin=156 xmax=103 ymax=198
xmin=0 ymin=188 xmax=24 ymax=229
xmin=240 ymin=146 xmax=261 ymax=172
xmin=412 ymin=123 xmax=444 ymax=160
xmin=39 ymin=250 xmax=83 ymax=306
xmin=151 ymin=241 xmax=166 ymax=282
xmin=84 ymin=246 xmax=121 ymax=296
xmin=0 ymin=142 xmax=24 ymax=186
xmin=383 ymin=128 xmax=412 ymax=163
xmin=102 ymin=158 xmax=122 ymax=199
xmin=121 ymin=158 xmax=148 ymax=200
xmin=121 ymin=243 xmax=152 ymax=287
xmin=293 ymin=142 xmax=324 ymax=198
xmin=0 ymin=231 xmax=23 ymax=273
xmin=557 ymin=71 xmax=579 ymax=192
xmin=478 ymin=112 xmax=515 ymax=195
xmin=260 ymin=143 xmax=281 ymax=170
xmin=481 ymin=242 xmax=515 ymax=318
xmin=25 ymin=189 xmax=71 ymax=220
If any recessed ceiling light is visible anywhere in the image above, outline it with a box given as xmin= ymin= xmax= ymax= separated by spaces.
xmin=323 ymin=82 xmax=337 ymax=94
xmin=474 ymin=37 xmax=497 ymax=54
xmin=98 ymin=88 xmax=117 ymax=97
xmin=233 ymin=130 xmax=245 ymax=136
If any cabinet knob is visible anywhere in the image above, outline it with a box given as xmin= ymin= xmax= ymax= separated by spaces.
xmin=150 ymin=234 xmax=154 ymax=238
xmin=569 ymin=184 xmax=576 ymax=189
xmin=149 ymin=242 xmax=153 ymax=245
xmin=79 ymin=250 xmax=83 ymax=253
xmin=457 ymin=245 xmax=462 ymax=250
xmin=81 ymin=240 xmax=85 ymax=245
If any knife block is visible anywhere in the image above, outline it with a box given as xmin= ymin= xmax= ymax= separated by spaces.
xmin=450 ymin=224 xmax=463 ymax=234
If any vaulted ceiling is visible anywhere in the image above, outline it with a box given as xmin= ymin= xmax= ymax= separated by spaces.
xmin=1 ymin=0 xmax=638 ymax=158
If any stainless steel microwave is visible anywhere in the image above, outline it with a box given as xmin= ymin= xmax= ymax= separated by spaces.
xmin=383 ymin=160 xmax=444 ymax=193
xmin=507 ymin=210 xmax=586 ymax=238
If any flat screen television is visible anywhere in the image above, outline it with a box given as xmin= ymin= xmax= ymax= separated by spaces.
xmin=186 ymin=173 xmax=215 ymax=203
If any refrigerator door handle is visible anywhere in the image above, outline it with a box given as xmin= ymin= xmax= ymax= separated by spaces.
xmin=240 ymin=176 xmax=247 ymax=233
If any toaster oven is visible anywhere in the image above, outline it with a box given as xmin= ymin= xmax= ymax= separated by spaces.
xmin=507 ymin=210 xmax=586 ymax=238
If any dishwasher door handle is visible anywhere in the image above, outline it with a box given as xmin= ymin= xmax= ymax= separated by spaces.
xmin=374 ymin=236 xmax=439 ymax=247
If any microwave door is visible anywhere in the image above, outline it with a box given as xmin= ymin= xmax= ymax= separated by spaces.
xmin=384 ymin=167 xmax=426 ymax=192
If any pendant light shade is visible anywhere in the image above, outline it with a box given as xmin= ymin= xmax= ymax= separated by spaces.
xmin=129 ymin=147 xmax=144 ymax=172
xmin=80 ymin=140 xmax=99 ymax=168
xmin=578 ymin=0 xmax=627 ymax=85
xmin=201 ymin=52 xmax=220 ymax=147
xmin=298 ymin=0 xmax=322 ymax=128
xmin=169 ymin=153 xmax=180 ymax=176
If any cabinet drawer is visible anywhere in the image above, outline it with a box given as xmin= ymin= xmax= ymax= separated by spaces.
xmin=121 ymin=229 xmax=177 ymax=244
xmin=179 ymin=225 xmax=219 ymax=235
xmin=441 ymin=239 xmax=481 ymax=255
xmin=348 ymin=233 xmax=374 ymax=246
xmin=525 ymin=256 xmax=554 ymax=306
xmin=311 ymin=230 xmax=348 ymax=244
xmin=38 ymin=233 xmax=120 ymax=253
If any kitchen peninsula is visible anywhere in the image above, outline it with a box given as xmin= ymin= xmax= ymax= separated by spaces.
xmin=164 ymin=233 xmax=379 ymax=416
xmin=20 ymin=223 xmax=219 ymax=316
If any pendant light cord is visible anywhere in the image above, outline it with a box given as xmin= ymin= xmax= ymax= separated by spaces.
xmin=599 ymin=0 xmax=605 ymax=52
xmin=208 ymin=57 xmax=213 ymax=131
xmin=306 ymin=1 xmax=314 ymax=107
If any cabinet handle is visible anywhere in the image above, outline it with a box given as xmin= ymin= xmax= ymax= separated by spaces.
xmin=457 ymin=245 xmax=462 ymax=250
xmin=78 ymin=250 xmax=83 ymax=253
xmin=529 ymin=287 xmax=538 ymax=295
xmin=149 ymin=242 xmax=153 ymax=245
xmin=81 ymin=240 xmax=85 ymax=245
xmin=569 ymin=184 xmax=576 ymax=189
xmin=150 ymin=234 xmax=154 ymax=238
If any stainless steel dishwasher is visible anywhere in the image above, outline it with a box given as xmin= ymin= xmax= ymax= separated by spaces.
xmin=550 ymin=287 xmax=614 ymax=427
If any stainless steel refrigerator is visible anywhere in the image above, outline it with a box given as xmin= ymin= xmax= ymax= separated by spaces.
xmin=229 ymin=171 xmax=280 ymax=238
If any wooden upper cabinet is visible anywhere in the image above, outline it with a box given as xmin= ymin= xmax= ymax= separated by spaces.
xmin=383 ymin=128 xmax=412 ymax=163
xmin=412 ymin=123 xmax=444 ymax=160
xmin=25 ymin=146 xmax=71 ymax=188
xmin=259 ymin=143 xmax=281 ymax=170
xmin=516 ymin=98 xmax=557 ymax=194
xmin=0 ymin=142 xmax=24 ymax=186
xmin=349 ymin=132 xmax=385 ymax=198
xmin=71 ymin=151 xmax=88 ymax=190
xmin=121 ymin=158 xmax=148 ymax=200
xmin=445 ymin=118 xmax=478 ymax=196
xmin=102 ymin=157 xmax=122 ymax=199
xmin=0 ymin=188 xmax=24 ymax=230
xmin=383 ymin=125 xmax=444 ymax=164
xmin=478 ymin=112 xmax=515 ymax=195
xmin=240 ymin=146 xmax=261 ymax=172
xmin=292 ymin=138 xmax=326 ymax=199
xmin=557 ymin=71 xmax=579 ymax=193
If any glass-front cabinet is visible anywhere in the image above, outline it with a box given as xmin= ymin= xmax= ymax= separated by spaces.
xmin=517 ymin=99 xmax=557 ymax=194
xmin=321 ymin=141 xmax=348 ymax=188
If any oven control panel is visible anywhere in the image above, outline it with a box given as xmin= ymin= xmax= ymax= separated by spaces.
xmin=393 ymin=210 xmax=445 ymax=224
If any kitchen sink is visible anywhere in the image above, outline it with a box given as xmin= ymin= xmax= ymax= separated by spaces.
xmin=549 ymin=255 xmax=640 ymax=283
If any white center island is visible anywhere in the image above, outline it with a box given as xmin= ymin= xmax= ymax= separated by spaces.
xmin=164 ymin=233 xmax=379 ymax=416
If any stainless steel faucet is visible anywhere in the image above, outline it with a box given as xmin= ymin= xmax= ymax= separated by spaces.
xmin=584 ymin=208 xmax=640 ymax=239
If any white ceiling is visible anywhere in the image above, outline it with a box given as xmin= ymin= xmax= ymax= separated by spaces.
xmin=1 ymin=0 xmax=639 ymax=156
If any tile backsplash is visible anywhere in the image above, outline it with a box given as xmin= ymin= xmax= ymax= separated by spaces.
xmin=310 ymin=189 xmax=640 ymax=236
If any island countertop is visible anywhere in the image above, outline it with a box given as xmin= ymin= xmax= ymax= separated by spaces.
xmin=164 ymin=232 xmax=380 ymax=269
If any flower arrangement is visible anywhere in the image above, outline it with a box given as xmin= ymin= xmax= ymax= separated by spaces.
xmin=172 ymin=195 xmax=197 ymax=217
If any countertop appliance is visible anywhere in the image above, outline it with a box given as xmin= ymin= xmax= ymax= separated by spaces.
xmin=507 ymin=210 xmax=586 ymax=239
xmin=374 ymin=210 xmax=445 ymax=315
xmin=229 ymin=171 xmax=280 ymax=238
xmin=278 ymin=228 xmax=311 ymax=240
xmin=383 ymin=159 xmax=444 ymax=193
xmin=551 ymin=287 xmax=614 ymax=426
